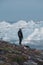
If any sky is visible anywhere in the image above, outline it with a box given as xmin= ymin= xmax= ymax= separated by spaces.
xmin=0 ymin=0 xmax=43 ymax=22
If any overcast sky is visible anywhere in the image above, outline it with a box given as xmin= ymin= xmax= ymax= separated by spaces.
xmin=0 ymin=0 xmax=43 ymax=21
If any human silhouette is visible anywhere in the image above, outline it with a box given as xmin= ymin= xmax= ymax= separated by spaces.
xmin=18 ymin=28 xmax=23 ymax=45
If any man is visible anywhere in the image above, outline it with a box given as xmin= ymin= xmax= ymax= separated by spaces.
xmin=18 ymin=28 xmax=23 ymax=45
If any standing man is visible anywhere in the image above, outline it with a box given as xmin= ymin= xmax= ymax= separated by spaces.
xmin=18 ymin=28 xmax=23 ymax=45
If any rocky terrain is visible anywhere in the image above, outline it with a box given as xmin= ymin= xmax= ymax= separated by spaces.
xmin=0 ymin=40 xmax=43 ymax=65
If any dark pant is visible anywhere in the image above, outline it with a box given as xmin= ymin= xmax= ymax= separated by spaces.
xmin=19 ymin=38 xmax=22 ymax=45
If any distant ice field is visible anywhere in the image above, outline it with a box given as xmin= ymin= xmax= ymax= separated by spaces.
xmin=0 ymin=20 xmax=43 ymax=49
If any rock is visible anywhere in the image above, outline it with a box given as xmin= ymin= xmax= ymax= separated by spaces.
xmin=36 ymin=58 xmax=43 ymax=65
xmin=23 ymin=60 xmax=37 ymax=65
xmin=0 ymin=49 xmax=5 ymax=54
xmin=11 ymin=62 xmax=19 ymax=65
xmin=0 ymin=60 xmax=5 ymax=64
xmin=0 ymin=40 xmax=43 ymax=65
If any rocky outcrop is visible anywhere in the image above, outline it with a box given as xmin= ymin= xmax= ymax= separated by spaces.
xmin=0 ymin=40 xmax=43 ymax=65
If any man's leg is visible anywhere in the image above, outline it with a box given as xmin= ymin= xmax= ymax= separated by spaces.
xmin=19 ymin=38 xmax=22 ymax=45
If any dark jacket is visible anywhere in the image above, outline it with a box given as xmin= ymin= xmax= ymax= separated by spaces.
xmin=18 ymin=29 xmax=23 ymax=39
